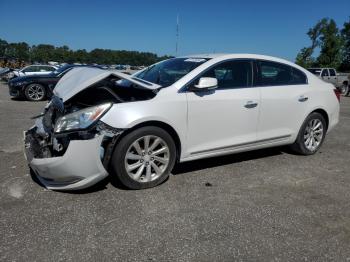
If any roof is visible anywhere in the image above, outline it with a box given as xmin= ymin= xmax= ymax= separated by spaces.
xmin=181 ymin=53 xmax=290 ymax=61
xmin=181 ymin=53 xmax=229 ymax=59
xmin=178 ymin=53 xmax=305 ymax=71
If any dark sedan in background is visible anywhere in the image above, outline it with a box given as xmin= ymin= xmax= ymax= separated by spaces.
xmin=8 ymin=65 xmax=100 ymax=101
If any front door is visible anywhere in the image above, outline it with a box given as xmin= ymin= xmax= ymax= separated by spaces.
xmin=185 ymin=60 xmax=260 ymax=156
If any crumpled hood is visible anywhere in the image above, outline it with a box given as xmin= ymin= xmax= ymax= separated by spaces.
xmin=53 ymin=67 xmax=161 ymax=102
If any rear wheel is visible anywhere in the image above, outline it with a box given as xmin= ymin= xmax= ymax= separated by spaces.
xmin=24 ymin=83 xmax=46 ymax=101
xmin=290 ymin=112 xmax=326 ymax=155
xmin=340 ymin=83 xmax=349 ymax=96
xmin=110 ymin=126 xmax=176 ymax=189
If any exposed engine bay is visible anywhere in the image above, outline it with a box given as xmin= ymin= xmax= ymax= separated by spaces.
xmin=65 ymin=76 xmax=157 ymax=111
xmin=25 ymin=74 xmax=158 ymax=168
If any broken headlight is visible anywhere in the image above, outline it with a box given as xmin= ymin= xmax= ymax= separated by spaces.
xmin=54 ymin=103 xmax=112 ymax=133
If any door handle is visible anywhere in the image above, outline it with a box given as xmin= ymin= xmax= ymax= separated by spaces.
xmin=298 ymin=96 xmax=308 ymax=102
xmin=244 ymin=101 xmax=258 ymax=108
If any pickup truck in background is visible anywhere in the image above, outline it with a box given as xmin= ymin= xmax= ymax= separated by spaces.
xmin=307 ymin=68 xmax=349 ymax=96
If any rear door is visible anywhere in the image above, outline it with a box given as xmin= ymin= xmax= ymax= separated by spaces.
xmin=255 ymin=60 xmax=310 ymax=141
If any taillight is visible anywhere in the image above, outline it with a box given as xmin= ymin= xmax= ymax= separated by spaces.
xmin=334 ymin=89 xmax=341 ymax=102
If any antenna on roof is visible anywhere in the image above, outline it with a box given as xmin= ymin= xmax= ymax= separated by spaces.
xmin=176 ymin=14 xmax=179 ymax=56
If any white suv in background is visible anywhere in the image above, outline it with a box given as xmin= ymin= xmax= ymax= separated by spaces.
xmin=24 ymin=54 xmax=340 ymax=191
xmin=308 ymin=68 xmax=349 ymax=96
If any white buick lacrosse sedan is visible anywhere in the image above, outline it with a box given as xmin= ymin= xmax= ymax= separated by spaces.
xmin=24 ymin=54 xmax=340 ymax=190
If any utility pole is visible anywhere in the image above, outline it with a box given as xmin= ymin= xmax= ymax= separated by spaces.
xmin=176 ymin=14 xmax=179 ymax=56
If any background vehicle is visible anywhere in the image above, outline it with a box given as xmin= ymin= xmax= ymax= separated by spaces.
xmin=8 ymin=65 xmax=94 ymax=101
xmin=308 ymin=68 xmax=349 ymax=96
xmin=0 ymin=67 xmax=12 ymax=81
xmin=9 ymin=65 xmax=58 ymax=80
xmin=24 ymin=54 xmax=340 ymax=191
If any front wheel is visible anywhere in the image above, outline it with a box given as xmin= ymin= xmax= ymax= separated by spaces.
xmin=24 ymin=84 xmax=46 ymax=101
xmin=290 ymin=112 xmax=326 ymax=155
xmin=110 ymin=126 xmax=176 ymax=189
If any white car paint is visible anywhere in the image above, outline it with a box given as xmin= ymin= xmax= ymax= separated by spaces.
xmin=25 ymin=53 xmax=340 ymax=190
xmin=101 ymin=54 xmax=339 ymax=161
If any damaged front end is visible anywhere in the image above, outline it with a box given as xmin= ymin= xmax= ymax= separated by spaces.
xmin=24 ymin=99 xmax=124 ymax=190
xmin=24 ymin=67 xmax=159 ymax=190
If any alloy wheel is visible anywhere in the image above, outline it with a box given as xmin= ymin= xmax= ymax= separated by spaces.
xmin=303 ymin=119 xmax=324 ymax=152
xmin=27 ymin=85 xmax=45 ymax=100
xmin=124 ymin=135 xmax=170 ymax=183
xmin=340 ymin=84 xmax=349 ymax=96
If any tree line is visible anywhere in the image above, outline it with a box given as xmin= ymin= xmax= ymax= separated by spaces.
xmin=296 ymin=17 xmax=350 ymax=71
xmin=0 ymin=39 xmax=172 ymax=66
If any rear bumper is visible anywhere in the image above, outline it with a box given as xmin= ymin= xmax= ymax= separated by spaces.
xmin=24 ymin=130 xmax=109 ymax=191
xmin=328 ymin=108 xmax=339 ymax=133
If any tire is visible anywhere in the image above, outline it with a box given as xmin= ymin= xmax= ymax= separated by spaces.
xmin=290 ymin=112 xmax=327 ymax=155
xmin=340 ymin=83 xmax=349 ymax=96
xmin=24 ymin=83 xmax=46 ymax=101
xmin=110 ymin=126 xmax=176 ymax=189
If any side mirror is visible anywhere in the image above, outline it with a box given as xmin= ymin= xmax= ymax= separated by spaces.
xmin=194 ymin=77 xmax=218 ymax=90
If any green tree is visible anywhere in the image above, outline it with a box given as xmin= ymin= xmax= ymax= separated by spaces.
xmin=339 ymin=18 xmax=350 ymax=71
xmin=296 ymin=18 xmax=343 ymax=69
xmin=0 ymin=38 xmax=170 ymax=65
xmin=4 ymin=42 xmax=30 ymax=61
xmin=31 ymin=44 xmax=55 ymax=62
xmin=0 ymin=38 xmax=8 ymax=57
xmin=53 ymin=45 xmax=71 ymax=62
xmin=316 ymin=19 xmax=342 ymax=68
xmin=74 ymin=49 xmax=88 ymax=63
xmin=295 ymin=18 xmax=327 ymax=68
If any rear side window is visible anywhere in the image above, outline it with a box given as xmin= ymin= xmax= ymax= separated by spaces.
xmin=291 ymin=68 xmax=307 ymax=84
xmin=200 ymin=60 xmax=252 ymax=89
xmin=329 ymin=69 xmax=336 ymax=76
xmin=22 ymin=66 xmax=38 ymax=72
xmin=256 ymin=60 xmax=307 ymax=86
xmin=39 ymin=66 xmax=55 ymax=72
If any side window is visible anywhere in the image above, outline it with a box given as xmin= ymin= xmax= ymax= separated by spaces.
xmin=38 ymin=66 xmax=53 ymax=72
xmin=256 ymin=61 xmax=307 ymax=86
xmin=291 ymin=68 xmax=307 ymax=84
xmin=200 ymin=60 xmax=252 ymax=89
xmin=329 ymin=69 xmax=336 ymax=76
xmin=321 ymin=69 xmax=329 ymax=77
xmin=22 ymin=66 xmax=37 ymax=73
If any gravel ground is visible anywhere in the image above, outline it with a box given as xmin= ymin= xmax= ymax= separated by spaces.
xmin=0 ymin=81 xmax=350 ymax=261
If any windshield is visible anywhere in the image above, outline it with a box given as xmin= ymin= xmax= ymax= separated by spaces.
xmin=134 ymin=58 xmax=209 ymax=87
xmin=307 ymin=68 xmax=322 ymax=75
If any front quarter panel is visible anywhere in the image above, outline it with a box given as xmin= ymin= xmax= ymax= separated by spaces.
xmin=100 ymin=87 xmax=188 ymax=158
